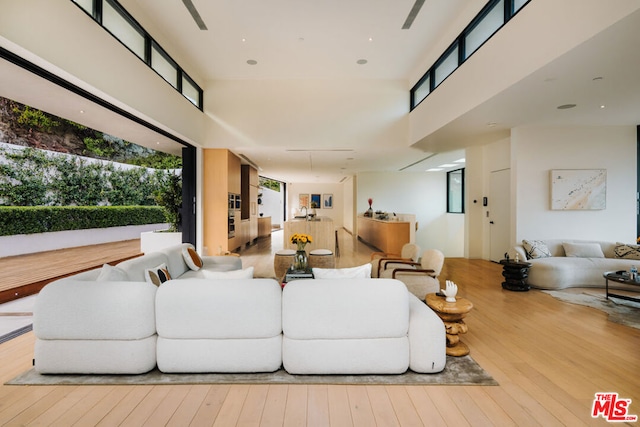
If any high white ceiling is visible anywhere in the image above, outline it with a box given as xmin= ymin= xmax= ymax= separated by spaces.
xmin=1 ymin=1 xmax=639 ymax=183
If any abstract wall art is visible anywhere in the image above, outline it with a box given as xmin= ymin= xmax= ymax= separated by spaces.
xmin=550 ymin=169 xmax=606 ymax=210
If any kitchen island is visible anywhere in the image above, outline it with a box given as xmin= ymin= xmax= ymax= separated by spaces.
xmin=357 ymin=215 xmax=411 ymax=254
xmin=284 ymin=217 xmax=335 ymax=252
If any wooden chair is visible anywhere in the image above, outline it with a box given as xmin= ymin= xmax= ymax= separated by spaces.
xmin=369 ymin=243 xmax=420 ymax=278
xmin=380 ymin=249 xmax=445 ymax=300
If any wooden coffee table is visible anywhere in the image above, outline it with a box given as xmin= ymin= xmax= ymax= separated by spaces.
xmin=425 ymin=293 xmax=474 ymax=356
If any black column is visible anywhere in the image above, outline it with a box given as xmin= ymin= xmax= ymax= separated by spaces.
xmin=182 ymin=146 xmax=197 ymax=246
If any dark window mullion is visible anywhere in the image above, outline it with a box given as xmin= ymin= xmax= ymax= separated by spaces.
xmin=95 ymin=0 xmax=103 ymax=23
xmin=144 ymin=34 xmax=152 ymax=66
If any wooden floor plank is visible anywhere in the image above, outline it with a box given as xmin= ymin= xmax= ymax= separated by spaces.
xmin=259 ymin=385 xmax=288 ymax=427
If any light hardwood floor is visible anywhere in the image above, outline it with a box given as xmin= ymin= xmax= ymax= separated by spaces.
xmin=0 ymin=229 xmax=638 ymax=426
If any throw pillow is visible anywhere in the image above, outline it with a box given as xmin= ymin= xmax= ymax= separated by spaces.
xmin=182 ymin=245 xmax=203 ymax=271
xmin=562 ymin=242 xmax=604 ymax=258
xmin=614 ymin=242 xmax=640 ymax=260
xmin=312 ymin=263 xmax=372 ymax=279
xmin=145 ymin=263 xmax=172 ymax=286
xmin=522 ymin=239 xmax=552 ymax=260
xmin=201 ymin=267 xmax=254 ymax=279
xmin=96 ymin=264 xmax=128 ymax=281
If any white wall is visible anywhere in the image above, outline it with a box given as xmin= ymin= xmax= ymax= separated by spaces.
xmin=357 ymin=172 xmax=464 ymax=257
xmin=513 ymin=125 xmax=636 ymax=244
xmin=342 ymin=176 xmax=355 ymax=234
xmin=287 ymin=183 xmax=344 ymax=226
xmin=259 ymin=186 xmax=283 ymax=227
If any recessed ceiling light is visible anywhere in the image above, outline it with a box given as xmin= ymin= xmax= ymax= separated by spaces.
xmin=79 ymin=110 xmax=84 ymax=114
xmin=557 ymin=104 xmax=577 ymax=109
xmin=356 ymin=59 xmax=368 ymax=65
xmin=454 ymin=158 xmax=466 ymax=163
xmin=487 ymin=122 xmax=497 ymax=127
xmin=368 ymin=37 xmax=373 ymax=42
xmin=439 ymin=164 xmax=457 ymax=168
xmin=427 ymin=168 xmax=443 ymax=172
xmin=241 ymin=38 xmax=246 ymax=42
xmin=247 ymin=59 xmax=258 ymax=65
xmin=600 ymin=105 xmax=606 ymax=109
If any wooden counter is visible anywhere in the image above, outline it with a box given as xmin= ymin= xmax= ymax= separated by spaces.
xmin=284 ymin=218 xmax=335 ymax=252
xmin=258 ymin=216 xmax=272 ymax=237
xmin=357 ymin=216 xmax=410 ymax=255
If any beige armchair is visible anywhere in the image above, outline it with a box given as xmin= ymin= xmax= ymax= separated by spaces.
xmin=379 ymin=249 xmax=445 ymax=300
xmin=369 ymin=243 xmax=421 ymax=278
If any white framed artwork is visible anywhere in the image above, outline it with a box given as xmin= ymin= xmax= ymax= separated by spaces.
xmin=550 ymin=169 xmax=606 ymax=210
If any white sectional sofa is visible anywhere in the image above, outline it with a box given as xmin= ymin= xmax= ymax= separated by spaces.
xmin=33 ymin=243 xmax=243 ymax=374
xmin=282 ymin=278 xmax=446 ymax=374
xmin=513 ymin=239 xmax=640 ymax=290
xmin=34 ymin=249 xmax=447 ymax=375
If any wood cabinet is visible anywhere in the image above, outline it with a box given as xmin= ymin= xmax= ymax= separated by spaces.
xmin=203 ymin=149 xmax=241 ymax=254
xmin=357 ymin=216 xmax=410 ymax=255
xmin=258 ymin=216 xmax=272 ymax=237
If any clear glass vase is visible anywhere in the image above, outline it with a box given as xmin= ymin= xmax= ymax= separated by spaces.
xmin=293 ymin=248 xmax=308 ymax=271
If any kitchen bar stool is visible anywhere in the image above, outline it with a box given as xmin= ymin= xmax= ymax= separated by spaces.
xmin=309 ymin=249 xmax=335 ymax=269
xmin=274 ymin=249 xmax=296 ymax=280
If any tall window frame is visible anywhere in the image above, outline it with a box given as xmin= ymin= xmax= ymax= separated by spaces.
xmin=70 ymin=0 xmax=203 ymax=110
xmin=410 ymin=0 xmax=531 ymax=110
xmin=447 ymin=168 xmax=465 ymax=214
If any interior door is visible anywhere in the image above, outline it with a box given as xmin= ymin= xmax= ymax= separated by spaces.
xmin=489 ymin=169 xmax=511 ymax=262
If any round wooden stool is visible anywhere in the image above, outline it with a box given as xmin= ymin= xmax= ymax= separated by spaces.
xmin=274 ymin=249 xmax=296 ymax=280
xmin=309 ymin=249 xmax=335 ymax=269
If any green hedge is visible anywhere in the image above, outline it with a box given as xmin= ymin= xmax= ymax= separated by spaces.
xmin=0 ymin=206 xmax=166 ymax=236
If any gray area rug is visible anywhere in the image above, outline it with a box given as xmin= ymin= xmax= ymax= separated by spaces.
xmin=543 ymin=290 xmax=640 ymax=329
xmin=7 ymin=355 xmax=497 ymax=386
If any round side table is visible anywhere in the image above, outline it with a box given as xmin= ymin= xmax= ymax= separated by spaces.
xmin=425 ymin=293 xmax=474 ymax=357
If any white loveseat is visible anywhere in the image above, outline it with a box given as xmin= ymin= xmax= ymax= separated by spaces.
xmin=513 ymin=239 xmax=640 ymax=290
xmin=33 ymin=243 xmax=242 ymax=374
xmin=282 ymin=278 xmax=446 ymax=374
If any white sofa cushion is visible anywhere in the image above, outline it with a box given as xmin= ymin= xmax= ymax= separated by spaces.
xmin=144 ymin=263 xmax=172 ymax=286
xmin=156 ymin=278 xmax=282 ymax=339
xmin=614 ymin=242 xmax=640 ymax=260
xmin=311 ymin=263 xmax=372 ymax=279
xmin=562 ymin=242 xmax=604 ymax=258
xmin=96 ymin=264 xmax=128 ymax=281
xmin=199 ymin=267 xmax=254 ymax=279
xmin=117 ymin=252 xmax=169 ymax=282
xmin=522 ymin=239 xmax=552 ymax=259
xmin=282 ymin=278 xmax=408 ymax=340
xmin=182 ymin=244 xmax=203 ymax=270
xmin=35 ymin=336 xmax=157 ymax=374
xmin=34 ymin=280 xmax=157 ymax=340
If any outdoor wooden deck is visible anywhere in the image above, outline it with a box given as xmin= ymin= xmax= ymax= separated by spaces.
xmin=0 ymin=240 xmax=142 ymax=304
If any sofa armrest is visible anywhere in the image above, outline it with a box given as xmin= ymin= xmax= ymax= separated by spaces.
xmin=201 ymin=255 xmax=242 ymax=272
xmin=407 ymin=294 xmax=446 ymax=373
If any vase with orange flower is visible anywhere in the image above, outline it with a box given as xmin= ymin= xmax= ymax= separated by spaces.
xmin=290 ymin=233 xmax=313 ymax=271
